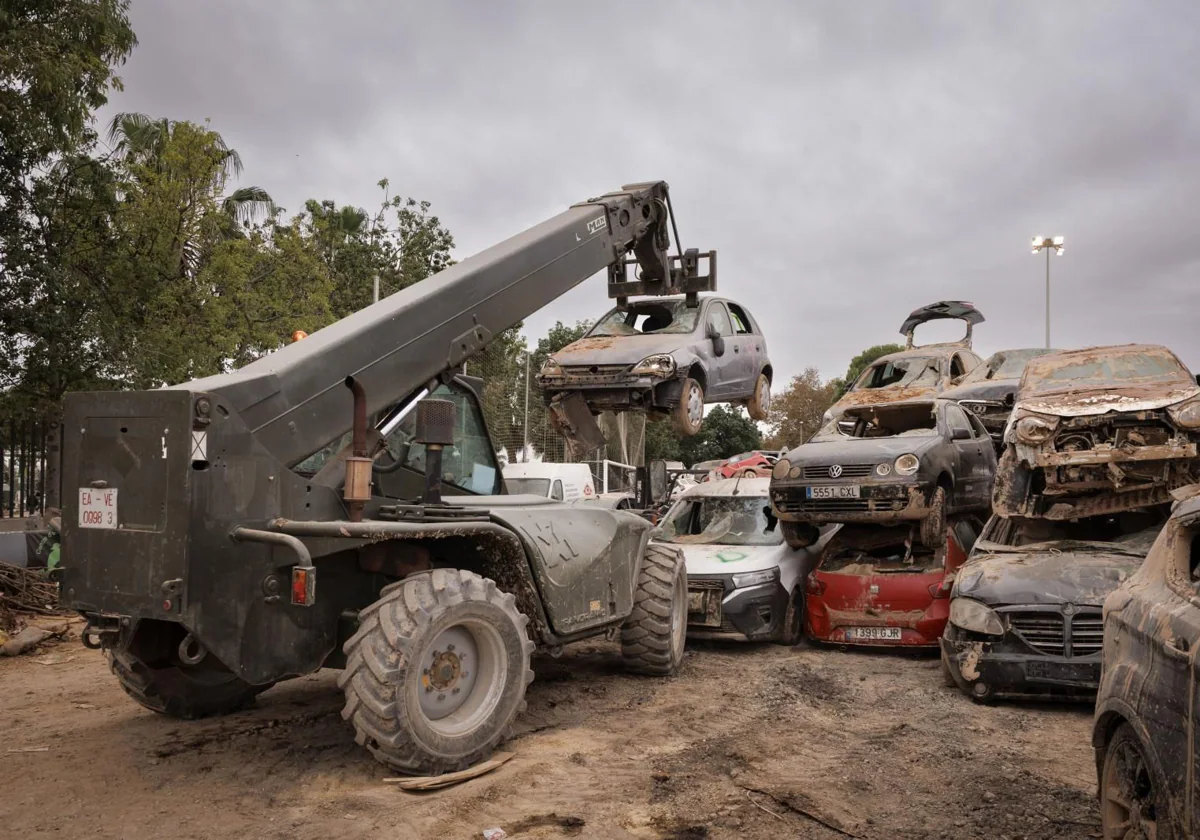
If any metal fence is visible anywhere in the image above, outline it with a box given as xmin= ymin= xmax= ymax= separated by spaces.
xmin=467 ymin=350 xmax=645 ymax=492
xmin=1 ymin=417 xmax=52 ymax=518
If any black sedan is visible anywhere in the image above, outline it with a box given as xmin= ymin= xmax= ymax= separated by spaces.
xmin=770 ymin=399 xmax=996 ymax=548
xmin=939 ymin=347 xmax=1061 ymax=451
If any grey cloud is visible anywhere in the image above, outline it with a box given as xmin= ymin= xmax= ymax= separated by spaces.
xmin=98 ymin=0 xmax=1200 ymax=385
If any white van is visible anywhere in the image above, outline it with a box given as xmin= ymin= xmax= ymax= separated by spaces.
xmin=502 ymin=463 xmax=596 ymax=502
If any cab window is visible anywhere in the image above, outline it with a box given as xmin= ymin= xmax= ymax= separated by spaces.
xmin=386 ymin=382 xmax=500 ymax=494
xmin=726 ymin=303 xmax=754 ymax=335
xmin=707 ymin=302 xmax=734 ymax=337
xmin=551 ymin=480 xmax=564 ymax=501
xmin=945 ymin=404 xmax=974 ymax=438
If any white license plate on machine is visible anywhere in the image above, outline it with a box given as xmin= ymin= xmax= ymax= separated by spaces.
xmin=807 ymin=485 xmax=860 ymax=499
xmin=845 ymin=626 xmax=902 ymax=642
xmin=78 ymin=488 xmax=118 ymax=529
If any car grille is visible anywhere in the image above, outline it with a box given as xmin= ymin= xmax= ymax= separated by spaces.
xmin=801 ymin=463 xmax=876 ymax=479
xmin=1008 ymin=608 xmax=1103 ymax=657
xmin=562 ymin=364 xmax=631 ymax=377
xmin=775 ymin=497 xmax=875 ymax=514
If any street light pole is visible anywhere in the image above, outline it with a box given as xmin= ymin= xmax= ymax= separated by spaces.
xmin=1031 ymin=236 xmax=1064 ymax=348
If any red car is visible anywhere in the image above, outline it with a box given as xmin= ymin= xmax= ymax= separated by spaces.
xmin=709 ymin=450 xmax=784 ymax=480
xmin=804 ymin=518 xmax=981 ymax=647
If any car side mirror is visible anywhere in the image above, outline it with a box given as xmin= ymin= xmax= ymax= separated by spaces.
xmin=704 ymin=322 xmax=726 ymax=357
xmin=952 ymin=426 xmax=972 ymax=441
xmin=648 ymin=459 xmax=669 ymax=504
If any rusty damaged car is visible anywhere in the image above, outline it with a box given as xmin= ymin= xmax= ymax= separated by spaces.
xmin=941 ymin=507 xmax=1168 ymax=703
xmin=993 ymin=343 xmax=1200 ymax=520
xmin=537 ymin=295 xmax=772 ymax=436
xmin=770 ymin=399 xmax=996 ymax=549
xmin=1093 ymin=487 xmax=1200 ymax=838
xmin=939 ymin=347 xmax=1062 ymax=452
xmin=824 ymin=300 xmax=985 ymax=422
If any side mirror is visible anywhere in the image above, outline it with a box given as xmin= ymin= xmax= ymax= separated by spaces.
xmin=648 ymin=459 xmax=669 ymax=504
xmin=704 ymin=322 xmax=726 ymax=357
xmin=952 ymin=426 xmax=972 ymax=441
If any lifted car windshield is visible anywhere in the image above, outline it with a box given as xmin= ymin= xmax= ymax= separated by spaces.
xmin=814 ymin=402 xmax=939 ymax=440
xmin=504 ymin=478 xmax=550 ymax=496
xmin=657 ymin=496 xmax=781 ymax=546
xmin=960 ymin=349 xmax=1055 ymax=383
xmin=1022 ymin=347 xmax=1192 ymax=395
xmin=855 ymin=355 xmax=942 ymax=390
xmin=588 ymin=300 xmax=701 ymax=337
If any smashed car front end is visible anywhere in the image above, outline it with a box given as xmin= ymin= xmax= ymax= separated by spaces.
xmin=771 ymin=451 xmax=934 ymax=526
xmin=684 ymin=565 xmax=792 ymax=641
xmin=994 ymin=399 xmax=1200 ymax=520
xmin=537 ymin=338 xmax=690 ymax=413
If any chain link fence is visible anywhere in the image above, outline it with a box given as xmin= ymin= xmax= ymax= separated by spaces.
xmin=467 ymin=350 xmax=645 ymax=493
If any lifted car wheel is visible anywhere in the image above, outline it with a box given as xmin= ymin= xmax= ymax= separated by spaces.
xmin=747 ymin=373 xmax=771 ymax=421
xmin=339 ymin=569 xmax=534 ymax=775
xmin=621 ymin=544 xmax=687 ymax=675
xmin=919 ymin=486 xmax=947 ymax=549
xmin=1101 ymin=723 xmax=1173 ymax=839
xmin=109 ymin=648 xmax=271 ymax=720
xmin=674 ymin=378 xmax=705 ymax=436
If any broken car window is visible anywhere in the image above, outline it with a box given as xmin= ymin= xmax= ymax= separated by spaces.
xmin=814 ymin=402 xmax=939 ymax=441
xmin=821 ymin=525 xmax=941 ymax=573
xmin=588 ymin=300 xmax=701 ymax=337
xmin=657 ymin=496 xmax=782 ymax=546
xmin=726 ymin=303 xmax=753 ymax=335
xmin=1021 ymin=347 xmax=1192 ymax=396
xmin=857 ymin=356 xmax=942 ymax=390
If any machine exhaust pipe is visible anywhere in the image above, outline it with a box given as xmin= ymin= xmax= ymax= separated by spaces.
xmin=343 ymin=377 xmax=371 ymax=522
xmin=414 ymin=398 xmax=457 ymax=505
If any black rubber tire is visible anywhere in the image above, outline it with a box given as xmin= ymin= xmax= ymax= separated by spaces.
xmin=1101 ymin=723 xmax=1175 ymax=839
xmin=919 ymin=486 xmax=947 ymax=549
xmin=338 ymin=569 xmax=534 ymax=775
xmin=674 ymin=378 xmax=705 ymax=436
xmin=621 ymin=544 xmax=687 ymax=676
xmin=781 ymin=520 xmax=819 ymax=550
xmin=747 ymin=372 xmax=771 ymax=421
xmin=109 ymin=649 xmax=271 ymax=720
xmin=774 ymin=589 xmax=805 ymax=646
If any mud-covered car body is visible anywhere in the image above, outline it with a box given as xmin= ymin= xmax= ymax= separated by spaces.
xmin=826 ymin=301 xmax=985 ymax=419
xmin=770 ymin=400 xmax=996 ymax=527
xmin=993 ymin=344 xmax=1200 ymax=521
xmin=940 ymin=348 xmax=1061 ymax=451
xmin=941 ymin=509 xmax=1166 ymax=702
xmin=1093 ymin=491 xmax=1200 ymax=836
xmin=652 ymin=477 xmax=832 ymax=643
xmin=805 ymin=517 xmax=979 ymax=647
xmin=537 ymin=294 xmax=772 ymax=422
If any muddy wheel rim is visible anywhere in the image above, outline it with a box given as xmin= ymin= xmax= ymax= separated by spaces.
xmin=687 ymin=384 xmax=703 ymax=426
xmin=669 ymin=569 xmax=687 ymax=661
xmin=1102 ymin=737 xmax=1159 ymax=839
xmin=417 ymin=621 xmax=507 ymax=736
xmin=757 ymin=379 xmax=770 ymax=413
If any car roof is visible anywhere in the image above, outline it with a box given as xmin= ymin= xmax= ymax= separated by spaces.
xmin=870 ymin=345 xmax=969 ymax=365
xmin=680 ymin=476 xmax=771 ymax=498
xmin=1031 ymin=343 xmax=1174 ymax=362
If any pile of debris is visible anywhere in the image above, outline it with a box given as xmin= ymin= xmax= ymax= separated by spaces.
xmin=0 ymin=564 xmax=61 ymax=634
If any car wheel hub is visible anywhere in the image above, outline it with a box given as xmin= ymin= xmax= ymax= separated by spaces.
xmin=758 ymin=380 xmax=770 ymax=412
xmin=688 ymin=387 xmax=703 ymax=424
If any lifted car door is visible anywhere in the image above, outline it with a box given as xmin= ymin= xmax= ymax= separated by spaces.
xmin=727 ymin=302 xmax=765 ymax=394
xmin=703 ymin=301 xmax=740 ymax=398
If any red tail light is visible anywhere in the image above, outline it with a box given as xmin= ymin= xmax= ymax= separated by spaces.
xmin=806 ymin=574 xmax=826 ymax=596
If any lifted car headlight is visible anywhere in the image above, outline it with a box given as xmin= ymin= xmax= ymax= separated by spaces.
xmin=949 ymin=597 xmax=1004 ymax=636
xmin=875 ymin=462 xmax=892 ymax=477
xmin=894 ymin=454 xmax=919 ymax=476
xmin=539 ymin=358 xmax=563 ymax=377
xmin=1015 ymin=413 xmax=1058 ymax=444
xmin=772 ymin=459 xmax=792 ymax=480
xmin=631 ymin=354 xmax=676 ymax=377
xmin=1169 ymin=398 xmax=1200 ymax=429
xmin=732 ymin=567 xmax=780 ymax=589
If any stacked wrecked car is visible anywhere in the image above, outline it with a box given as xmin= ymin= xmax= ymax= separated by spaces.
xmin=770 ymin=302 xmax=997 ymax=648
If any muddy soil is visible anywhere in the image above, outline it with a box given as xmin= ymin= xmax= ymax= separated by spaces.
xmin=0 ymin=630 xmax=1100 ymax=840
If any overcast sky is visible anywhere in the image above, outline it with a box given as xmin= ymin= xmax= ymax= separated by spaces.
xmin=96 ymin=0 xmax=1200 ymax=384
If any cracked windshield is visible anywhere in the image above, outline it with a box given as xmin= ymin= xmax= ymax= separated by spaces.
xmin=857 ymin=355 xmax=941 ymax=389
xmin=588 ymin=300 xmax=701 ymax=336
xmin=657 ymin=495 xmax=781 ymax=546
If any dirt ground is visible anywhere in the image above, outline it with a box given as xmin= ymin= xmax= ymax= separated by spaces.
xmin=1 ymin=625 xmax=1101 ymax=840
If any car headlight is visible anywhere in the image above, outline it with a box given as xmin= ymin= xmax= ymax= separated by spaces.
xmin=875 ymin=462 xmax=892 ymax=477
xmin=772 ymin=459 xmax=792 ymax=480
xmin=1169 ymin=398 xmax=1200 ymax=429
xmin=631 ymin=354 xmax=676 ymax=377
xmin=733 ymin=567 xmax=780 ymax=589
xmin=1015 ymin=413 xmax=1058 ymax=444
xmin=540 ymin=358 xmax=563 ymax=377
xmin=894 ymin=454 xmax=919 ymax=476
xmin=949 ymin=597 xmax=1004 ymax=636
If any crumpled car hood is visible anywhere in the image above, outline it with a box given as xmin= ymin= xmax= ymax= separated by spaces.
xmin=1018 ymin=385 xmax=1199 ymax=418
xmin=785 ymin=435 xmax=938 ymax=465
xmin=954 ymin=549 xmax=1141 ymax=606
xmin=551 ymin=334 xmax=692 ymax=367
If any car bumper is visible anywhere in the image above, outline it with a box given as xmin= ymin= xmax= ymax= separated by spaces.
xmin=940 ymin=631 xmax=1100 ymax=700
xmin=807 ymin=596 xmax=947 ymax=648
xmin=538 ymin=376 xmax=683 ymax=410
xmin=686 ymin=576 xmax=790 ymax=642
xmin=772 ymin=481 xmax=929 ymax=525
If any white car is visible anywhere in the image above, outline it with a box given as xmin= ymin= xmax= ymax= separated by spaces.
xmin=651 ymin=476 xmax=833 ymax=644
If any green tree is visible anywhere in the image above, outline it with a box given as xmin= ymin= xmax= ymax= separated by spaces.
xmin=645 ymin=417 xmax=682 ymax=462
xmin=763 ymin=367 xmax=836 ymax=450
xmin=677 ymin=405 xmax=761 ymax=466
xmin=830 ymin=343 xmax=904 ymax=400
